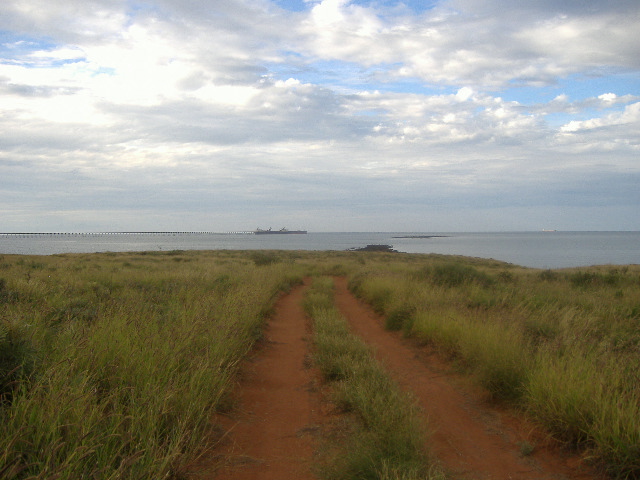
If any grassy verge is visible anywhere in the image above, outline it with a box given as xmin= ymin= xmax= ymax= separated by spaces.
xmin=347 ymin=255 xmax=640 ymax=479
xmin=0 ymin=250 xmax=304 ymax=479
xmin=303 ymin=276 xmax=444 ymax=480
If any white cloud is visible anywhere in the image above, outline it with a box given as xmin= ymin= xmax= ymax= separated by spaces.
xmin=0 ymin=0 xmax=639 ymax=232
xmin=598 ymin=93 xmax=617 ymax=103
xmin=560 ymin=102 xmax=640 ymax=133
xmin=292 ymin=0 xmax=640 ymax=88
xmin=455 ymin=87 xmax=473 ymax=101
xmin=518 ymin=13 xmax=640 ymax=69
xmin=0 ymin=0 xmax=129 ymax=43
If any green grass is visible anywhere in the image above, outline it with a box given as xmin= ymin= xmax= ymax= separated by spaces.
xmin=348 ymin=255 xmax=640 ymax=479
xmin=305 ymin=276 xmax=444 ymax=480
xmin=2 ymin=249 xmax=638 ymax=479
xmin=0 ymin=250 xmax=304 ymax=479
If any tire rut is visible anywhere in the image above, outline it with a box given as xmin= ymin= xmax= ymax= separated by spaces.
xmin=191 ymin=280 xmax=322 ymax=480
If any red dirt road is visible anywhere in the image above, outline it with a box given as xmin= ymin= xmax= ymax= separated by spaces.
xmin=195 ymin=281 xmax=322 ymax=480
xmin=332 ymin=276 xmax=605 ymax=480
xmin=194 ymin=277 xmax=607 ymax=480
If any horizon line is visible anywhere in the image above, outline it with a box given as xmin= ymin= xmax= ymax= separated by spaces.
xmin=2 ymin=230 xmax=639 ymax=235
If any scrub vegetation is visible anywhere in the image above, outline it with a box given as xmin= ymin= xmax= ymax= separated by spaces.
xmin=0 ymin=249 xmax=638 ymax=479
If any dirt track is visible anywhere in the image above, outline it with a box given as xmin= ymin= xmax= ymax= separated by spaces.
xmin=196 ymin=278 xmax=606 ymax=480
xmin=191 ymin=280 xmax=323 ymax=479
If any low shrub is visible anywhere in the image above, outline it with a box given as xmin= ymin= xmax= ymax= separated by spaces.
xmin=431 ymin=262 xmax=494 ymax=288
xmin=0 ymin=323 xmax=35 ymax=405
xmin=250 ymin=251 xmax=280 ymax=266
xmin=538 ymin=269 xmax=559 ymax=281
xmin=385 ymin=305 xmax=415 ymax=332
xmin=0 ymin=278 xmax=18 ymax=303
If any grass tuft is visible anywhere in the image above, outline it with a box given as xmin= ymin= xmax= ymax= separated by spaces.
xmin=385 ymin=305 xmax=415 ymax=332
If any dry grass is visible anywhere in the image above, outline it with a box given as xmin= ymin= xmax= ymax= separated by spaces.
xmin=348 ymin=255 xmax=640 ymax=479
xmin=305 ymin=276 xmax=443 ymax=480
xmin=2 ymin=250 xmax=638 ymax=478
xmin=0 ymin=250 xmax=304 ymax=479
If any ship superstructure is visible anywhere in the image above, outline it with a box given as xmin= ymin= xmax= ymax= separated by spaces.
xmin=254 ymin=227 xmax=307 ymax=234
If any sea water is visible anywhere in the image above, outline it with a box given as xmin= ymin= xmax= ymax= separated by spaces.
xmin=1 ymin=231 xmax=639 ymax=269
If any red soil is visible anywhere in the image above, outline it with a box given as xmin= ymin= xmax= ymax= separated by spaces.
xmin=193 ymin=278 xmax=607 ymax=480
xmin=189 ymin=280 xmax=324 ymax=479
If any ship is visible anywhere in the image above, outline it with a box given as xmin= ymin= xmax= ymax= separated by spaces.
xmin=254 ymin=227 xmax=307 ymax=235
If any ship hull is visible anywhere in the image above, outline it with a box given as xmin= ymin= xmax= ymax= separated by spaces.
xmin=254 ymin=230 xmax=307 ymax=235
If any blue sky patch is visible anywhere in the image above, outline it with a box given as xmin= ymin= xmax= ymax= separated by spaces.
xmin=273 ymin=0 xmax=310 ymax=12
xmin=274 ymin=0 xmax=438 ymax=14
xmin=498 ymin=72 xmax=640 ymax=105
xmin=0 ymin=31 xmax=57 ymax=60
xmin=0 ymin=30 xmax=86 ymax=68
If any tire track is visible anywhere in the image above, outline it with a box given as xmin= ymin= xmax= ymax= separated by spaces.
xmin=193 ymin=281 xmax=322 ymax=480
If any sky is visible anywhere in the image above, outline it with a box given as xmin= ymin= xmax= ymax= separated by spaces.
xmin=1 ymin=0 xmax=639 ymax=233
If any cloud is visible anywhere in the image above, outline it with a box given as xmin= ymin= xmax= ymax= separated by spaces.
xmin=292 ymin=0 xmax=640 ymax=88
xmin=560 ymin=102 xmax=640 ymax=134
xmin=0 ymin=0 xmax=129 ymax=44
xmin=0 ymin=0 xmax=639 ymax=232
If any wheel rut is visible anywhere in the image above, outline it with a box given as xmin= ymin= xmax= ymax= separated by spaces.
xmin=191 ymin=280 xmax=322 ymax=479
xmin=192 ymin=277 xmax=607 ymax=480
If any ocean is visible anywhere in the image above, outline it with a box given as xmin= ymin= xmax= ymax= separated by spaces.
xmin=1 ymin=231 xmax=639 ymax=269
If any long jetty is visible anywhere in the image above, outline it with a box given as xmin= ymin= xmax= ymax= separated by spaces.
xmin=0 ymin=231 xmax=255 ymax=236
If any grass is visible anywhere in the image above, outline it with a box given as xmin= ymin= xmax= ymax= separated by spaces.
xmin=304 ymin=276 xmax=444 ymax=480
xmin=348 ymin=255 xmax=640 ymax=479
xmin=1 ymin=249 xmax=638 ymax=479
xmin=0 ymin=250 xmax=304 ymax=479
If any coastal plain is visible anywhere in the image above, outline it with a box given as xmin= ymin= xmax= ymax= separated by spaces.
xmin=0 ymin=250 xmax=638 ymax=479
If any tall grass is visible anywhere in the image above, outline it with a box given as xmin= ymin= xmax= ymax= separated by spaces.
xmin=304 ymin=276 xmax=444 ymax=480
xmin=2 ymin=250 xmax=638 ymax=478
xmin=0 ymin=250 xmax=304 ymax=479
xmin=348 ymin=255 xmax=640 ymax=479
